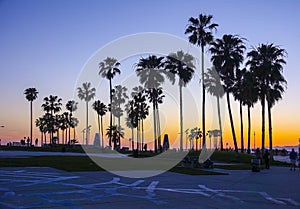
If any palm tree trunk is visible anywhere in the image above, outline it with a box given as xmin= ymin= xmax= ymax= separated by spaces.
xmin=109 ymin=79 xmax=113 ymax=147
xmin=226 ymin=92 xmax=238 ymax=152
xmin=240 ymin=101 xmax=244 ymax=153
xmin=196 ymin=138 xmax=198 ymax=151
xmin=247 ymin=105 xmax=251 ymax=154
xmin=156 ymin=104 xmax=161 ymax=152
xmin=65 ymin=129 xmax=67 ymax=145
xmin=179 ymin=85 xmax=183 ymax=151
xmin=86 ymin=101 xmax=88 ymax=145
xmin=41 ymin=131 xmax=43 ymax=147
xmin=267 ymin=100 xmax=273 ymax=159
xmin=131 ymin=127 xmax=134 ymax=151
xmin=153 ymin=99 xmax=157 ymax=152
xmin=261 ymin=97 xmax=265 ymax=154
xmin=30 ymin=101 xmax=33 ymax=146
xmin=142 ymin=119 xmax=144 ymax=151
xmin=62 ymin=129 xmax=64 ymax=144
xmin=201 ymin=46 xmax=206 ymax=147
xmin=101 ymin=116 xmax=104 ymax=148
xmin=73 ymin=127 xmax=76 ymax=143
xmin=216 ymin=96 xmax=223 ymax=150
xmin=97 ymin=114 xmax=101 ymax=147
xmin=118 ymin=104 xmax=121 ymax=149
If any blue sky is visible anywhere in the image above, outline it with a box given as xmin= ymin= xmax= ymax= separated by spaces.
xmin=0 ymin=0 xmax=299 ymax=146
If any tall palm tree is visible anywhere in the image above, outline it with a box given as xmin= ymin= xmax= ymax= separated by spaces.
xmin=136 ymin=55 xmax=170 ymax=152
xmin=185 ymin=14 xmax=218 ymax=147
xmin=92 ymin=100 xmax=108 ymax=148
xmin=240 ymin=71 xmax=259 ymax=154
xmin=41 ymin=95 xmax=62 ymax=143
xmin=99 ymin=57 xmax=121 ymax=147
xmin=204 ymin=67 xmax=225 ymax=150
xmin=125 ymin=99 xmax=138 ymax=151
xmin=210 ymin=34 xmax=246 ymax=153
xmin=35 ymin=117 xmax=45 ymax=146
xmin=165 ymin=50 xmax=195 ymax=151
xmin=233 ymin=68 xmax=246 ymax=152
xmin=66 ymin=100 xmax=78 ymax=144
xmin=247 ymin=44 xmax=286 ymax=153
xmin=77 ymin=82 xmax=96 ymax=145
xmin=24 ymin=88 xmax=38 ymax=146
xmin=112 ymin=85 xmax=128 ymax=148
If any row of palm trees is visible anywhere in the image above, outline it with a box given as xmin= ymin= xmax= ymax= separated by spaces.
xmin=24 ymin=13 xmax=287 ymax=155
xmin=186 ymin=14 xmax=286 ymax=155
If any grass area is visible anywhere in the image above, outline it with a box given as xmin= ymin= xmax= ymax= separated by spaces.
xmin=0 ymin=156 xmax=227 ymax=175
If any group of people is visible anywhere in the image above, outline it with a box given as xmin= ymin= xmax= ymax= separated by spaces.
xmin=289 ymin=148 xmax=299 ymax=171
xmin=255 ymin=148 xmax=300 ymax=170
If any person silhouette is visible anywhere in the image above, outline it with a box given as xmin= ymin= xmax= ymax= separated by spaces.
xmin=289 ymin=148 xmax=297 ymax=171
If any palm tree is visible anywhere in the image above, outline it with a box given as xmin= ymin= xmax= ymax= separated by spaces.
xmin=35 ymin=117 xmax=45 ymax=146
xmin=247 ymin=44 xmax=286 ymax=153
xmin=77 ymin=82 xmax=96 ymax=145
xmin=106 ymin=125 xmax=124 ymax=150
xmin=233 ymin=68 xmax=246 ymax=152
xmin=24 ymin=88 xmax=38 ymax=146
xmin=210 ymin=34 xmax=246 ymax=153
xmin=41 ymin=95 xmax=62 ymax=143
xmin=66 ymin=100 xmax=78 ymax=144
xmin=99 ymin=57 xmax=121 ymax=147
xmin=92 ymin=100 xmax=108 ymax=148
xmin=189 ymin=127 xmax=202 ymax=151
xmin=185 ymin=14 xmax=218 ymax=147
xmin=165 ymin=50 xmax=195 ymax=151
xmin=204 ymin=66 xmax=225 ymax=150
xmin=125 ymin=99 xmax=138 ymax=151
xmin=136 ymin=55 xmax=170 ymax=152
xmin=112 ymin=85 xmax=128 ymax=148
xmin=240 ymin=71 xmax=259 ymax=154
xmin=69 ymin=116 xmax=79 ymax=143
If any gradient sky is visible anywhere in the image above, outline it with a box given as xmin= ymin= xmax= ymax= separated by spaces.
xmin=0 ymin=0 xmax=299 ymax=148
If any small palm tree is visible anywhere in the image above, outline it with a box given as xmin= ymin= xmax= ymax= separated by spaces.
xmin=210 ymin=34 xmax=246 ymax=153
xmin=69 ymin=116 xmax=79 ymax=143
xmin=66 ymin=100 xmax=78 ymax=144
xmin=125 ymin=99 xmax=138 ymax=151
xmin=41 ymin=95 xmax=62 ymax=143
xmin=165 ymin=50 xmax=195 ymax=151
xmin=106 ymin=125 xmax=124 ymax=150
xmin=99 ymin=57 xmax=121 ymax=147
xmin=204 ymin=67 xmax=225 ymax=150
xmin=185 ymin=14 xmax=218 ymax=147
xmin=24 ymin=88 xmax=38 ymax=146
xmin=92 ymin=100 xmax=108 ymax=148
xmin=77 ymin=82 xmax=96 ymax=145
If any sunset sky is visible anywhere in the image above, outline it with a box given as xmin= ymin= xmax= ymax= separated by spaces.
xmin=0 ymin=0 xmax=299 ymax=148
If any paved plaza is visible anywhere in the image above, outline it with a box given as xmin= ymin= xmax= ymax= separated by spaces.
xmin=0 ymin=165 xmax=299 ymax=209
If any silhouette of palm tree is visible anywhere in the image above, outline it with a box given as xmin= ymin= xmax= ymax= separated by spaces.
xmin=233 ymin=68 xmax=247 ymax=152
xmin=210 ymin=34 xmax=246 ymax=153
xmin=24 ymin=88 xmax=38 ymax=146
xmin=35 ymin=117 xmax=46 ymax=146
xmin=92 ymin=100 xmax=108 ymax=148
xmin=69 ymin=116 xmax=79 ymax=143
xmin=66 ymin=100 xmax=78 ymax=144
xmin=239 ymin=70 xmax=259 ymax=154
xmin=204 ymin=66 xmax=225 ymax=150
xmin=41 ymin=95 xmax=62 ymax=143
xmin=165 ymin=50 xmax=195 ymax=151
xmin=247 ymin=43 xmax=286 ymax=154
xmin=106 ymin=125 xmax=124 ymax=150
xmin=77 ymin=82 xmax=96 ymax=145
xmin=136 ymin=55 xmax=169 ymax=152
xmin=99 ymin=57 xmax=121 ymax=147
xmin=112 ymin=85 xmax=128 ymax=148
xmin=185 ymin=14 xmax=218 ymax=147
xmin=125 ymin=99 xmax=138 ymax=151
xmin=131 ymin=87 xmax=149 ymax=151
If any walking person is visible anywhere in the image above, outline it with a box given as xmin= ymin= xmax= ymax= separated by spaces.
xmin=289 ymin=148 xmax=297 ymax=171
xmin=263 ymin=150 xmax=270 ymax=169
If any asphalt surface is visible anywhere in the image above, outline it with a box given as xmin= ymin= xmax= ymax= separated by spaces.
xmin=0 ymin=166 xmax=299 ymax=209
